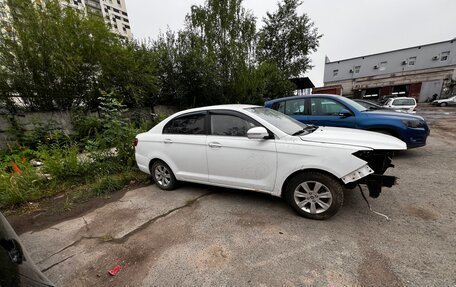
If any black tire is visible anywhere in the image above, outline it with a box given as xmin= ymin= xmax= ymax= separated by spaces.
xmin=284 ymin=172 xmax=344 ymax=220
xmin=151 ymin=160 xmax=177 ymax=190
xmin=441 ymin=102 xmax=448 ymax=107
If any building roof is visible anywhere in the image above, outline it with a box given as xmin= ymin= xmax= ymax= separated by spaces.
xmin=327 ymin=39 xmax=456 ymax=64
xmin=290 ymin=77 xmax=315 ymax=89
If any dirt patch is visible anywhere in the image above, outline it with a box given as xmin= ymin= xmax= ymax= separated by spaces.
xmin=195 ymin=245 xmax=229 ymax=269
xmin=358 ymin=243 xmax=403 ymax=287
xmin=233 ymin=211 xmax=268 ymax=227
xmin=6 ymin=182 xmax=150 ymax=235
xmin=63 ymin=199 xmax=202 ymax=287
xmin=404 ymin=205 xmax=439 ymax=221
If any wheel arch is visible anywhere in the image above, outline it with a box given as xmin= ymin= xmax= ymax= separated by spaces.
xmin=149 ymin=158 xmax=172 ymax=173
xmin=280 ymin=168 xmax=342 ymax=198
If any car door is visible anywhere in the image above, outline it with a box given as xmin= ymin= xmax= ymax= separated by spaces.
xmin=307 ymin=97 xmax=356 ymax=128
xmin=161 ymin=112 xmax=209 ymax=182
xmin=271 ymin=99 xmax=308 ymax=123
xmin=206 ymin=110 xmax=277 ymax=191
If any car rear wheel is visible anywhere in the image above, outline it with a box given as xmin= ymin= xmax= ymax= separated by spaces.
xmin=151 ymin=160 xmax=177 ymax=190
xmin=285 ymin=172 xmax=344 ymax=220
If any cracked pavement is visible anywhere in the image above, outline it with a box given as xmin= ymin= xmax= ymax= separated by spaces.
xmin=18 ymin=109 xmax=456 ymax=286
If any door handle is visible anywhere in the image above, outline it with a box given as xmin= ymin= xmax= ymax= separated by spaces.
xmin=163 ymin=139 xmax=173 ymax=144
xmin=208 ymin=142 xmax=222 ymax=148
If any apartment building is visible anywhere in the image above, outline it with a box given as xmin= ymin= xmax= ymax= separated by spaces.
xmin=0 ymin=0 xmax=132 ymax=40
xmin=323 ymin=39 xmax=456 ymax=102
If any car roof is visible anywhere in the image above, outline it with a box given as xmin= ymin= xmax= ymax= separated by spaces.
xmin=392 ymin=97 xmax=416 ymax=100
xmin=173 ymin=104 xmax=260 ymax=115
xmin=266 ymin=94 xmax=343 ymax=104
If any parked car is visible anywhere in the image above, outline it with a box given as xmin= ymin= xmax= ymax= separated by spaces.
xmin=383 ymin=97 xmax=417 ymax=113
xmin=0 ymin=212 xmax=55 ymax=287
xmin=265 ymin=94 xmax=429 ymax=148
xmin=135 ymin=105 xmax=406 ymax=219
xmin=432 ymin=96 xmax=456 ymax=106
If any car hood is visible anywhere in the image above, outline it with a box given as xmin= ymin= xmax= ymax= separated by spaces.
xmin=362 ymin=110 xmax=424 ymax=120
xmin=300 ymin=126 xmax=407 ymax=150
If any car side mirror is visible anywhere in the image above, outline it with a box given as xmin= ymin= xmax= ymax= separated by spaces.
xmin=339 ymin=109 xmax=352 ymax=118
xmin=247 ymin=127 xmax=269 ymax=140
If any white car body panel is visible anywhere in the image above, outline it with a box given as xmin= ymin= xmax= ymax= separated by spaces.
xmin=301 ymin=126 xmax=407 ymax=150
xmin=135 ymin=105 xmax=407 ymax=197
xmin=432 ymin=96 xmax=456 ymax=106
xmin=206 ymin=135 xmax=277 ymax=191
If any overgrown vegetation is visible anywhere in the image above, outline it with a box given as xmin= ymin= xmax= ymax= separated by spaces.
xmin=0 ymin=93 xmax=155 ymax=210
xmin=0 ymin=0 xmax=321 ymax=210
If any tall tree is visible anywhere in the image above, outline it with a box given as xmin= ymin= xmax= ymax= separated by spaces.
xmin=258 ymin=0 xmax=322 ymax=78
xmin=0 ymin=0 xmax=157 ymax=111
xmin=153 ymin=0 xmax=291 ymax=108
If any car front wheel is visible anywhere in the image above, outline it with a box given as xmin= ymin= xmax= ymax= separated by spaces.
xmin=151 ymin=160 xmax=177 ymax=190
xmin=285 ymin=172 xmax=344 ymax=220
xmin=440 ymin=102 xmax=448 ymax=107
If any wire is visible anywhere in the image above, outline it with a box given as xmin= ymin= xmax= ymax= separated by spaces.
xmin=358 ymin=185 xmax=391 ymax=222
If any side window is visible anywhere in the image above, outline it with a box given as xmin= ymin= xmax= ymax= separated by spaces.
xmin=285 ymin=99 xmax=305 ymax=115
xmin=211 ymin=114 xmax=258 ymax=137
xmin=310 ymin=98 xmax=347 ymax=116
xmin=271 ymin=102 xmax=285 ymax=113
xmin=163 ymin=113 xmax=206 ymax=135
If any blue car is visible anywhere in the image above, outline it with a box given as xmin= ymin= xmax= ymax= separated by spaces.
xmin=265 ymin=94 xmax=430 ymax=148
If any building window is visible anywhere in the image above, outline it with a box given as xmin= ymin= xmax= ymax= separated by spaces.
xmin=441 ymin=51 xmax=450 ymax=61
xmin=333 ymin=69 xmax=339 ymax=77
xmin=354 ymin=65 xmax=361 ymax=73
xmin=408 ymin=56 xmax=416 ymax=66
xmin=379 ymin=61 xmax=387 ymax=71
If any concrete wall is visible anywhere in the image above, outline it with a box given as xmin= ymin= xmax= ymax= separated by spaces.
xmin=324 ymin=39 xmax=456 ymax=84
xmin=420 ymin=80 xmax=444 ymax=102
xmin=0 ymin=108 xmax=157 ymax=148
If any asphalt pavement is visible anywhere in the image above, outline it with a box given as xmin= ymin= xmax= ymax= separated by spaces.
xmin=19 ymin=106 xmax=456 ymax=287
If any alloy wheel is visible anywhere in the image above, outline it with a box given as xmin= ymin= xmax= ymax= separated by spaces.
xmin=154 ymin=165 xmax=171 ymax=187
xmin=294 ymin=181 xmax=333 ymax=214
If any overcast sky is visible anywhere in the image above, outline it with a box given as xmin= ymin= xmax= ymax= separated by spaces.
xmin=125 ymin=0 xmax=456 ymax=86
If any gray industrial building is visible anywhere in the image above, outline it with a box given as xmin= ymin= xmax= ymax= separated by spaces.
xmin=323 ymin=39 xmax=456 ymax=102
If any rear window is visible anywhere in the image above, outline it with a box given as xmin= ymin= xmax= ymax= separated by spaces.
xmin=393 ymin=98 xmax=416 ymax=106
xmin=163 ymin=113 xmax=206 ymax=135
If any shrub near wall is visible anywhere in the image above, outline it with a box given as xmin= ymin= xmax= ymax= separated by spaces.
xmin=0 ymin=95 xmax=164 ymax=209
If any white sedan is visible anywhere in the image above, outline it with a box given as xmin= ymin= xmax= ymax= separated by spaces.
xmin=135 ymin=105 xmax=406 ymax=219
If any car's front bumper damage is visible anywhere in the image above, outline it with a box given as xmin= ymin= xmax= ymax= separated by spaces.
xmin=345 ymin=150 xmax=398 ymax=198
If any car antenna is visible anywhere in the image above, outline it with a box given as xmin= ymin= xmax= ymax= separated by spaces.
xmin=358 ymin=185 xmax=391 ymax=221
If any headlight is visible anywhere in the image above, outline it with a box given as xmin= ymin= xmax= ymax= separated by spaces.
xmin=402 ymin=119 xmax=422 ymax=128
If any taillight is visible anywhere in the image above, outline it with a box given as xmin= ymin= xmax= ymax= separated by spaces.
xmin=134 ymin=138 xmax=138 ymax=147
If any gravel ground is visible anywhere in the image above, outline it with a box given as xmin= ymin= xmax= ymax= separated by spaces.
xmin=17 ymin=105 xmax=456 ymax=287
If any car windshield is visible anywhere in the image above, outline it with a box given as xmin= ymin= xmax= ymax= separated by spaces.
xmin=340 ymin=97 xmax=368 ymax=112
xmin=245 ymin=107 xmax=307 ymax=135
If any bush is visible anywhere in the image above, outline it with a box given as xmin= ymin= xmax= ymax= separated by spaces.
xmin=0 ymin=164 xmax=45 ymax=208
xmin=37 ymin=145 xmax=90 ymax=181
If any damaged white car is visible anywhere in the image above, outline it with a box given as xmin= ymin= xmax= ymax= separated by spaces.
xmin=135 ymin=105 xmax=406 ymax=219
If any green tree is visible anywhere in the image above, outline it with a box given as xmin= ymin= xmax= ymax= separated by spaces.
xmin=154 ymin=0 xmax=290 ymax=108
xmin=258 ymin=0 xmax=322 ymax=78
xmin=0 ymin=0 xmax=157 ymax=111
